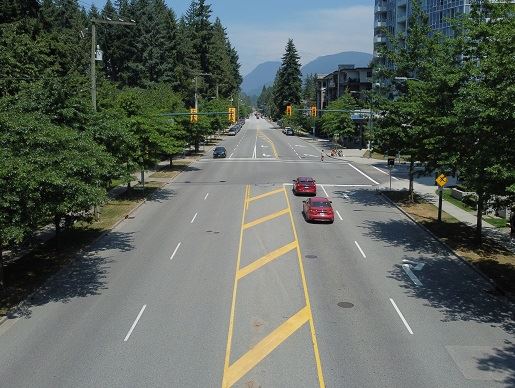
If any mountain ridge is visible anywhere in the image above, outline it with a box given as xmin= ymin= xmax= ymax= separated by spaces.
xmin=242 ymin=51 xmax=373 ymax=97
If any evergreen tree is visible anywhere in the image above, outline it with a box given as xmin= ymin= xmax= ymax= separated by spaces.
xmin=272 ymin=39 xmax=302 ymax=120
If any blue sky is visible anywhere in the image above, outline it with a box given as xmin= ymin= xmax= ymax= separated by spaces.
xmin=87 ymin=0 xmax=374 ymax=76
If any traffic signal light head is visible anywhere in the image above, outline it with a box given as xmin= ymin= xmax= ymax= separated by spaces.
xmin=286 ymin=105 xmax=292 ymax=116
xmin=310 ymin=106 xmax=317 ymax=117
xmin=190 ymin=108 xmax=198 ymax=123
xmin=228 ymin=107 xmax=236 ymax=123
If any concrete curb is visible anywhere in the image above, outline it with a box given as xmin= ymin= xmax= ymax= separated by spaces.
xmin=380 ymin=192 xmax=513 ymax=301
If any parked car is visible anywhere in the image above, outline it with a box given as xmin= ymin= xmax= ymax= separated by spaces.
xmin=293 ymin=177 xmax=316 ymax=196
xmin=302 ymin=197 xmax=334 ymax=223
xmin=213 ymin=146 xmax=227 ymax=158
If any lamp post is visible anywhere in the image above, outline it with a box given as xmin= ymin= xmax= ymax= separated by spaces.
xmin=90 ymin=17 xmax=136 ymax=112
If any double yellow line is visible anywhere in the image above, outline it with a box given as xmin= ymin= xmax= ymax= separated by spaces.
xmin=222 ymin=185 xmax=325 ymax=387
xmin=257 ymin=130 xmax=279 ymax=158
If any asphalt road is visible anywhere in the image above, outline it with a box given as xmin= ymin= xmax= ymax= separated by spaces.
xmin=0 ymin=116 xmax=513 ymax=387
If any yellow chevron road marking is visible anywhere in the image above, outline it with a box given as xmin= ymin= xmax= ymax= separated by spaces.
xmin=242 ymin=208 xmax=289 ymax=230
xmin=247 ymin=188 xmax=284 ymax=203
xmin=236 ymin=241 xmax=298 ymax=280
xmin=222 ymin=306 xmax=310 ymax=388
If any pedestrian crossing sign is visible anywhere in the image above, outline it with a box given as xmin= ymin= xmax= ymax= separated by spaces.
xmin=436 ymin=174 xmax=448 ymax=187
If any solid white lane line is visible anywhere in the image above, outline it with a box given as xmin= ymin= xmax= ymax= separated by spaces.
xmin=323 ymin=184 xmax=373 ymax=187
xmin=347 ymin=163 xmax=380 ymax=185
xmin=335 ymin=210 xmax=343 ymax=221
xmin=204 ymin=193 xmax=209 ymax=200
xmin=389 ymin=298 xmax=414 ymax=335
xmin=190 ymin=212 xmax=198 ymax=223
xmin=354 ymin=241 xmax=366 ymax=258
xmin=373 ymin=165 xmax=400 ymax=181
xmin=170 ymin=242 xmax=181 ymax=261
xmin=124 ymin=305 xmax=146 ymax=342
xmin=402 ymin=264 xmax=423 ymax=286
xmin=320 ymin=184 xmax=329 ymax=197
xmin=372 ymin=165 xmax=389 ymax=175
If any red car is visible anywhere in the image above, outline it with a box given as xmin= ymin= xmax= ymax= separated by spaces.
xmin=293 ymin=177 xmax=317 ymax=196
xmin=303 ymin=197 xmax=334 ymax=223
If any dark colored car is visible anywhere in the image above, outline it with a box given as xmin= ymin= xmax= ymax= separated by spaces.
xmin=285 ymin=127 xmax=294 ymax=136
xmin=293 ymin=177 xmax=316 ymax=196
xmin=213 ymin=146 xmax=227 ymax=158
xmin=302 ymin=197 xmax=334 ymax=223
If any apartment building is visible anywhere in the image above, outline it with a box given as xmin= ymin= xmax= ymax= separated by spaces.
xmin=316 ymin=65 xmax=373 ymax=111
xmin=373 ymin=0 xmax=472 ymax=60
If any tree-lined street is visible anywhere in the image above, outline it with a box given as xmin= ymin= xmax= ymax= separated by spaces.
xmin=0 ymin=117 xmax=512 ymax=387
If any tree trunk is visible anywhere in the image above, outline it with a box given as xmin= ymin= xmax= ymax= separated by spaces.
xmin=475 ymin=191 xmax=483 ymax=244
xmin=0 ymin=240 xmax=5 ymax=293
xmin=140 ymin=168 xmax=145 ymax=190
xmin=409 ymin=157 xmax=415 ymax=202
xmin=169 ymin=156 xmax=173 ymax=167
xmin=54 ymin=215 xmax=61 ymax=249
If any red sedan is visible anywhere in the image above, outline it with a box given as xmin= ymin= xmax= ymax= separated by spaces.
xmin=293 ymin=177 xmax=317 ymax=196
xmin=302 ymin=197 xmax=334 ymax=223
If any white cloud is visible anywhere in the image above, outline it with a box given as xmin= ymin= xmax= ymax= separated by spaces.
xmin=228 ymin=5 xmax=374 ymax=76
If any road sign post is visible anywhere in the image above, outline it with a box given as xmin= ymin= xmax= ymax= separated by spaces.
xmin=387 ymin=157 xmax=395 ymax=190
xmin=435 ymin=174 xmax=448 ymax=222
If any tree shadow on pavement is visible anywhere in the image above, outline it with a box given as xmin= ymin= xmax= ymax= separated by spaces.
xmin=476 ymin=342 xmax=515 ymax=386
xmin=6 ymin=231 xmax=134 ymax=319
xmin=387 ymin=256 xmax=514 ymax=334
xmin=359 ymin=216 xmax=515 ymax=334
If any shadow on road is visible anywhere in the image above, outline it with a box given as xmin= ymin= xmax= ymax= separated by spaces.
xmin=476 ymin=342 xmax=515 ymax=386
xmin=7 ymin=231 xmax=134 ymax=319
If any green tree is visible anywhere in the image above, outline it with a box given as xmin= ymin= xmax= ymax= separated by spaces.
xmin=302 ymin=74 xmax=317 ymax=104
xmin=272 ymin=39 xmax=302 ymax=120
xmin=321 ymin=92 xmax=357 ymax=139
xmin=374 ymin=0 xmax=443 ymax=200
xmin=453 ymin=0 xmax=515 ymax=242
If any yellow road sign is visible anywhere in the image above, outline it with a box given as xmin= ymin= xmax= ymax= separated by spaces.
xmin=436 ymin=174 xmax=448 ymax=187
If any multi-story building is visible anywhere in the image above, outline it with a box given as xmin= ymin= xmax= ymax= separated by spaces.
xmin=315 ymin=65 xmax=373 ymax=148
xmin=316 ymin=65 xmax=373 ymax=111
xmin=373 ymin=0 xmax=472 ymax=60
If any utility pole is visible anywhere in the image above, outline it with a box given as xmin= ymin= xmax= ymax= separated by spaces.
xmin=193 ymin=72 xmax=212 ymax=111
xmin=90 ymin=17 xmax=136 ymax=112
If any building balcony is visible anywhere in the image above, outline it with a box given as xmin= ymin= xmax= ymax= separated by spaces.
xmin=375 ymin=5 xmax=387 ymax=12
xmin=374 ymin=36 xmax=387 ymax=43
xmin=375 ymin=20 xmax=387 ymax=28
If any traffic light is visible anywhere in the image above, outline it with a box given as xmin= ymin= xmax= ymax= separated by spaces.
xmin=286 ymin=105 xmax=292 ymax=116
xmin=228 ymin=107 xmax=236 ymax=123
xmin=310 ymin=106 xmax=317 ymax=117
xmin=190 ymin=108 xmax=198 ymax=123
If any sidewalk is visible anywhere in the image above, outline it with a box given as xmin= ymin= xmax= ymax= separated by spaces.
xmin=318 ymin=146 xmax=515 ymax=254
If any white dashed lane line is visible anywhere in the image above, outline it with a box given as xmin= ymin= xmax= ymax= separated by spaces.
xmin=124 ymin=305 xmax=147 ymax=342
xmin=354 ymin=241 xmax=367 ymax=259
xmin=390 ymin=298 xmax=414 ymax=335
xmin=190 ymin=212 xmax=198 ymax=223
xmin=170 ymin=242 xmax=181 ymax=261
